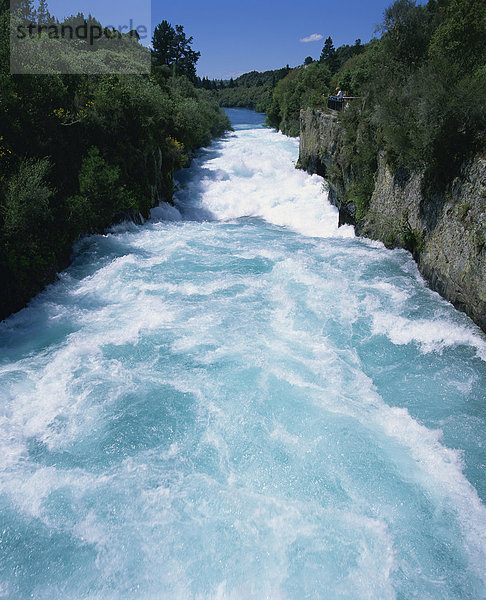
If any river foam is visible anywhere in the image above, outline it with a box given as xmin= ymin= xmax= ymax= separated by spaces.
xmin=0 ymin=108 xmax=485 ymax=599
xmin=154 ymin=127 xmax=355 ymax=239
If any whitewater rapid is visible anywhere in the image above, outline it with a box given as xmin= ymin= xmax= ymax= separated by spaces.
xmin=0 ymin=108 xmax=485 ymax=599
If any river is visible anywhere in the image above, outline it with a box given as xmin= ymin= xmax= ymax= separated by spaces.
xmin=0 ymin=108 xmax=485 ymax=599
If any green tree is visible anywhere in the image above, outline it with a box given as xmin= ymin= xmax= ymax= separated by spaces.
xmin=69 ymin=147 xmax=136 ymax=232
xmin=1 ymin=158 xmax=59 ymax=297
xmin=152 ymin=20 xmax=200 ymax=80
xmin=428 ymin=0 xmax=486 ymax=72
xmin=10 ymin=0 xmax=35 ymax=19
xmin=380 ymin=0 xmax=433 ymax=68
xmin=320 ymin=36 xmax=338 ymax=74
xmin=3 ymin=158 xmax=54 ymax=237
xmin=36 ymin=0 xmax=51 ymax=24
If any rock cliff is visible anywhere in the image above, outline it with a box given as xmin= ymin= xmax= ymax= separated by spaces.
xmin=298 ymin=108 xmax=486 ymax=333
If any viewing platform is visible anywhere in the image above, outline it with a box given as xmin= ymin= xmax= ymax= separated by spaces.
xmin=327 ymin=96 xmax=359 ymax=111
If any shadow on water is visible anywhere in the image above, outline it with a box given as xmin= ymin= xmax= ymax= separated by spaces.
xmin=151 ymin=136 xmax=236 ymax=224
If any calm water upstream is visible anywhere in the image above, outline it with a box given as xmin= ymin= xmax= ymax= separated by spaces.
xmin=0 ymin=108 xmax=485 ymax=599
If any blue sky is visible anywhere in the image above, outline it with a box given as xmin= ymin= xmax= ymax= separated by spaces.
xmin=43 ymin=0 xmax=408 ymax=79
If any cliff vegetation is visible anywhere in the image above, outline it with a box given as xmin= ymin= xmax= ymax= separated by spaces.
xmin=296 ymin=0 xmax=486 ymax=331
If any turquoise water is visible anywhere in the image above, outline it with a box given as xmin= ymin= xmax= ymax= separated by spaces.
xmin=0 ymin=108 xmax=485 ymax=599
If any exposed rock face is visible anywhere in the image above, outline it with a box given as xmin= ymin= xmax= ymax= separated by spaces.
xmin=298 ymin=109 xmax=339 ymax=178
xmin=298 ymin=109 xmax=356 ymax=227
xmin=298 ymin=108 xmax=486 ymax=333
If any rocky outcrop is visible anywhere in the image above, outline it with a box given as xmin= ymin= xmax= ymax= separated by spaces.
xmin=298 ymin=108 xmax=486 ymax=333
xmin=298 ymin=109 xmax=356 ymax=227
xmin=297 ymin=109 xmax=339 ymax=178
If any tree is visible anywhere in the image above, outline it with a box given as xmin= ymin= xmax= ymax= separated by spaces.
xmin=304 ymin=56 xmax=313 ymax=65
xmin=4 ymin=158 xmax=54 ymax=237
xmin=36 ymin=0 xmax=51 ymax=25
xmin=152 ymin=20 xmax=200 ymax=80
xmin=11 ymin=0 xmax=34 ymax=14
xmin=10 ymin=0 xmax=35 ymax=22
xmin=380 ymin=0 xmax=432 ymax=68
xmin=320 ymin=36 xmax=338 ymax=74
xmin=151 ymin=20 xmax=175 ymax=66
xmin=429 ymin=0 xmax=486 ymax=72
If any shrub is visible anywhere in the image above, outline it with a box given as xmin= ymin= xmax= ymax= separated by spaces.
xmin=68 ymin=147 xmax=136 ymax=233
xmin=3 ymin=158 xmax=54 ymax=237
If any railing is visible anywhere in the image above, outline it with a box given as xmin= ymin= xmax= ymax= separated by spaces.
xmin=327 ymin=96 xmax=360 ymax=112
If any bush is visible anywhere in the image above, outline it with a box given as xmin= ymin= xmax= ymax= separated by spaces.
xmin=68 ymin=147 xmax=136 ymax=233
xmin=3 ymin=158 xmax=54 ymax=237
xmin=267 ymin=63 xmax=332 ymax=135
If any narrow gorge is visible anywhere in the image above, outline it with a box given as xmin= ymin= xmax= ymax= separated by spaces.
xmin=1 ymin=109 xmax=485 ymax=598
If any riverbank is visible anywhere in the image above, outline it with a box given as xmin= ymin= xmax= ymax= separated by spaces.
xmin=298 ymin=108 xmax=486 ymax=333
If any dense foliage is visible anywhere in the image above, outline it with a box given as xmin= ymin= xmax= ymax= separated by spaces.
xmin=0 ymin=1 xmax=229 ymax=318
xmin=334 ymin=0 xmax=486 ymax=211
xmin=266 ymin=63 xmax=333 ymax=136
xmin=267 ymin=0 xmax=485 ymax=211
xmin=210 ymin=67 xmax=291 ymax=112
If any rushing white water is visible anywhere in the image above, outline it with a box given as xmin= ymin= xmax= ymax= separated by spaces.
xmin=0 ymin=108 xmax=485 ymax=599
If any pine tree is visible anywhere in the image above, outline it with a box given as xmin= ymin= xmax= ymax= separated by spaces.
xmin=152 ymin=20 xmax=200 ymax=81
xmin=37 ymin=0 xmax=50 ymax=24
xmin=152 ymin=21 xmax=177 ymax=67
xmin=320 ymin=36 xmax=338 ymax=74
xmin=11 ymin=0 xmax=35 ymax=19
